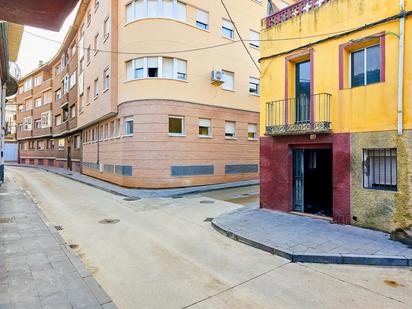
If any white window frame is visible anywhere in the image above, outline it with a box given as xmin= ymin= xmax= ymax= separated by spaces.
xmin=126 ymin=0 xmax=186 ymax=23
xmin=34 ymin=97 xmax=42 ymax=108
xmin=225 ymin=121 xmax=236 ymax=139
xmin=222 ymin=19 xmax=234 ymax=39
xmin=168 ymin=115 xmax=185 ymax=136
xmin=104 ymin=16 xmax=110 ymax=40
xmin=247 ymin=123 xmax=258 ymax=140
xmin=222 ymin=70 xmax=234 ymax=91
xmin=103 ymin=67 xmax=110 ymax=91
xmin=198 ymin=118 xmax=212 ymax=138
xmin=249 ymin=77 xmax=260 ymax=96
xmin=124 ymin=116 xmax=134 ymax=136
xmin=126 ymin=57 xmax=187 ymax=81
xmin=249 ymin=30 xmax=260 ymax=49
xmin=41 ymin=111 xmax=52 ymax=128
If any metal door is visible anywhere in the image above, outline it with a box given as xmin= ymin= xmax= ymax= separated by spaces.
xmin=293 ymin=149 xmax=305 ymax=212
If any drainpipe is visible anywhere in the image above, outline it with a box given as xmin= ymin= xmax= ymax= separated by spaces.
xmin=397 ymin=0 xmax=405 ymax=136
xmin=97 ymin=122 xmax=100 ymax=165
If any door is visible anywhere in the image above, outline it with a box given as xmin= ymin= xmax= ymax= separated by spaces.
xmin=67 ymin=146 xmax=72 ymax=171
xmin=293 ymin=149 xmax=304 ymax=212
xmin=295 ymin=61 xmax=311 ymax=124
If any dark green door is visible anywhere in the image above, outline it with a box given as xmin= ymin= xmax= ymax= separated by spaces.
xmin=293 ymin=149 xmax=305 ymax=212
xmin=295 ymin=61 xmax=311 ymax=124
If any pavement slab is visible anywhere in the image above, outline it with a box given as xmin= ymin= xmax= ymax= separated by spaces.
xmin=213 ymin=207 xmax=412 ymax=266
xmin=0 ymin=174 xmax=117 ymax=308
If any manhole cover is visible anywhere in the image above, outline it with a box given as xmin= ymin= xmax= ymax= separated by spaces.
xmin=123 ymin=197 xmax=141 ymax=201
xmin=0 ymin=217 xmax=15 ymax=224
xmin=54 ymin=225 xmax=64 ymax=231
xmin=98 ymin=219 xmax=120 ymax=224
xmin=200 ymin=200 xmax=215 ymax=204
xmin=204 ymin=218 xmax=214 ymax=222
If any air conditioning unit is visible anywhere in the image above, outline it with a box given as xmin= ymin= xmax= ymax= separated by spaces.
xmin=211 ymin=70 xmax=224 ymax=84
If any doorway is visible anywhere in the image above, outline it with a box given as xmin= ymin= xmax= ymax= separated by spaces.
xmin=293 ymin=148 xmax=333 ymax=217
xmin=67 ymin=146 xmax=72 ymax=171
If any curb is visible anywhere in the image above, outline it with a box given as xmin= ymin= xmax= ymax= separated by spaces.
xmin=7 ymin=164 xmax=259 ymax=198
xmin=211 ymin=221 xmax=412 ymax=267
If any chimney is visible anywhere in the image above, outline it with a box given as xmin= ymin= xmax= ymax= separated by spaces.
xmin=39 ymin=60 xmax=43 ymax=67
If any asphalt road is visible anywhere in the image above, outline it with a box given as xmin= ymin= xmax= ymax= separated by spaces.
xmin=7 ymin=167 xmax=412 ymax=309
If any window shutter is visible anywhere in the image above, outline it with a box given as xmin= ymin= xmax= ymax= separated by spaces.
xmin=176 ymin=1 xmax=186 ymax=21
xmin=222 ymin=19 xmax=234 ymax=30
xmin=163 ymin=58 xmax=174 ymax=78
xmin=199 ymin=119 xmax=211 ymax=127
xmin=197 ymin=10 xmax=208 ymax=24
xmin=248 ymin=124 xmax=257 ymax=133
xmin=225 ymin=122 xmax=235 ymax=134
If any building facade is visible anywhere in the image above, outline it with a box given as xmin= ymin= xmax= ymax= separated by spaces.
xmin=260 ymin=0 xmax=412 ymax=234
xmin=16 ymin=0 xmax=295 ymax=188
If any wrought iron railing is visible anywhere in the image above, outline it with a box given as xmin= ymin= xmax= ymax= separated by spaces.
xmin=266 ymin=93 xmax=331 ymax=136
xmin=266 ymin=0 xmax=332 ymax=28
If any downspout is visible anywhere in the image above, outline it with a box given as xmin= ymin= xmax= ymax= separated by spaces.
xmin=397 ymin=0 xmax=405 ymax=136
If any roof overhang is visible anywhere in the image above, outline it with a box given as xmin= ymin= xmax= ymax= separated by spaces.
xmin=0 ymin=0 xmax=80 ymax=31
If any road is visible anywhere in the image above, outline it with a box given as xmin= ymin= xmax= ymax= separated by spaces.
xmin=7 ymin=167 xmax=412 ymax=309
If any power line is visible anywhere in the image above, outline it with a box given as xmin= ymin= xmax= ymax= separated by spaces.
xmin=219 ymin=0 xmax=261 ymax=73
xmin=23 ymin=25 xmax=368 ymax=57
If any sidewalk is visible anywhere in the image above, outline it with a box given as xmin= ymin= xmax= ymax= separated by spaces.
xmin=0 ymin=173 xmax=116 ymax=308
xmin=7 ymin=163 xmax=259 ymax=198
xmin=213 ymin=207 xmax=412 ymax=266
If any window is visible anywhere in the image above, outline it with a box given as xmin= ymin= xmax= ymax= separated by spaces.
xmin=104 ymin=123 xmax=109 ymax=139
xmin=25 ymin=99 xmax=33 ymax=111
xmin=114 ymin=119 xmax=120 ymax=137
xmin=74 ymin=135 xmax=81 ymax=149
xmin=94 ymin=79 xmax=99 ymax=98
xmin=55 ymin=115 xmax=62 ymax=126
xmin=351 ymin=45 xmax=380 ymax=87
xmin=126 ymin=0 xmax=186 ymax=23
xmin=103 ymin=67 xmax=110 ymax=91
xmin=69 ymin=72 xmax=76 ymax=89
xmin=168 ymin=115 xmax=184 ymax=136
xmin=87 ymin=45 xmax=91 ymax=63
xmin=222 ymin=71 xmax=234 ymax=91
xmin=95 ymin=0 xmax=100 ymax=11
xmin=104 ymin=16 xmax=110 ymax=39
xmin=147 ymin=57 xmax=159 ymax=77
xmin=249 ymin=30 xmax=260 ymax=48
xmin=55 ymin=89 xmax=62 ymax=100
xmin=23 ymin=117 xmax=32 ymax=131
xmin=37 ymin=141 xmax=45 ymax=150
xmin=62 ymin=107 xmax=69 ymax=122
xmin=225 ymin=121 xmax=236 ymax=138
xmin=126 ymin=57 xmax=187 ymax=81
xmin=196 ymin=9 xmax=209 ymax=30
xmin=58 ymin=139 xmax=65 ymax=151
xmin=70 ymin=105 xmax=76 ymax=118
xmin=63 ymin=75 xmax=69 ymax=94
xmin=41 ymin=111 xmax=52 ymax=128
xmin=87 ymin=10 xmax=91 ymax=26
xmin=198 ymin=118 xmax=211 ymax=137
xmin=87 ymin=86 xmax=91 ymax=103
xmin=34 ymin=98 xmax=42 ymax=108
xmin=34 ymin=75 xmax=43 ymax=87
xmin=363 ymin=149 xmax=397 ymax=191
xmin=34 ymin=119 xmax=42 ymax=129
xmin=249 ymin=77 xmax=260 ymax=95
xmin=222 ymin=19 xmax=234 ymax=39
xmin=23 ymin=78 xmax=33 ymax=92
xmin=248 ymin=123 xmax=258 ymax=140
xmin=124 ymin=116 xmax=134 ymax=136
xmin=43 ymin=91 xmax=52 ymax=104
xmin=94 ymin=33 xmax=99 ymax=54
xmin=109 ymin=121 xmax=114 ymax=138
xmin=19 ymin=105 xmax=25 ymax=112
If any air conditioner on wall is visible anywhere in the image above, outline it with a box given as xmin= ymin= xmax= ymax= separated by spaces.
xmin=211 ymin=70 xmax=224 ymax=84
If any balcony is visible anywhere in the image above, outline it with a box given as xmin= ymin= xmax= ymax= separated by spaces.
xmin=17 ymin=130 xmax=33 ymax=140
xmin=53 ymin=121 xmax=69 ymax=136
xmin=266 ymin=93 xmax=331 ymax=136
xmin=33 ymin=127 xmax=52 ymax=137
xmin=266 ymin=0 xmax=332 ymax=29
xmin=55 ymin=93 xmax=69 ymax=109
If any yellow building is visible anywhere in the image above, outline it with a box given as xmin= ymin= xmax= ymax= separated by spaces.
xmin=259 ymin=0 xmax=412 ymax=235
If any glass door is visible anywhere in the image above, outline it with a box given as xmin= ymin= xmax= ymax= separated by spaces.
xmin=295 ymin=61 xmax=311 ymax=124
xmin=293 ymin=149 xmax=304 ymax=212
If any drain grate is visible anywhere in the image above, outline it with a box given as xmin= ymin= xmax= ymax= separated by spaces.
xmin=54 ymin=225 xmax=64 ymax=231
xmin=204 ymin=217 xmax=214 ymax=222
xmin=172 ymin=196 xmax=184 ymax=199
xmin=99 ymin=219 xmax=120 ymax=224
xmin=123 ymin=197 xmax=141 ymax=201
xmin=0 ymin=217 xmax=15 ymax=224
xmin=200 ymin=200 xmax=215 ymax=204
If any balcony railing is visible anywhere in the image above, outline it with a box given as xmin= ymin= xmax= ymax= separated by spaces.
xmin=266 ymin=0 xmax=332 ymax=29
xmin=266 ymin=93 xmax=331 ymax=136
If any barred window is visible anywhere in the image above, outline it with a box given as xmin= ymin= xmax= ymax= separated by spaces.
xmin=363 ymin=149 xmax=397 ymax=191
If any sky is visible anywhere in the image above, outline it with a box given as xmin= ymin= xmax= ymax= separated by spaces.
xmin=16 ymin=3 xmax=80 ymax=76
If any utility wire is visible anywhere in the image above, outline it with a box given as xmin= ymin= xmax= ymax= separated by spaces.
xmin=24 ymin=26 xmax=365 ymax=57
xmin=219 ymin=0 xmax=261 ymax=73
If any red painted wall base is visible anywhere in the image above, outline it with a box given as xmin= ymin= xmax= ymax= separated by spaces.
xmin=260 ymin=133 xmax=351 ymax=224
